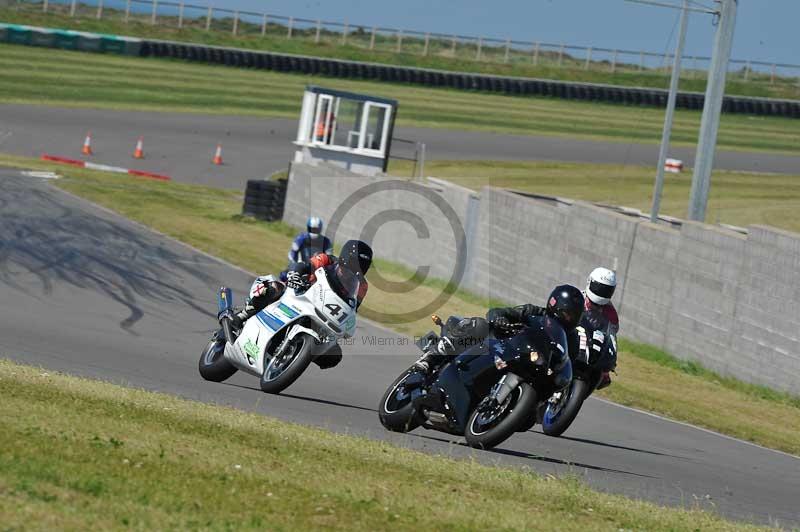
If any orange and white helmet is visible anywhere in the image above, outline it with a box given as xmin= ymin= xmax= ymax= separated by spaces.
xmin=586 ymin=267 xmax=617 ymax=306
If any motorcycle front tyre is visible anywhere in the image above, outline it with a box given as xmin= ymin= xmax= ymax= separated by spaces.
xmin=465 ymin=382 xmax=537 ymax=450
xmin=259 ymin=333 xmax=316 ymax=394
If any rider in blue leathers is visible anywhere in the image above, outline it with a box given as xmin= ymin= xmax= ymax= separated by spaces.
xmin=239 ymin=216 xmax=333 ymax=323
xmin=284 ymin=216 xmax=333 ymax=275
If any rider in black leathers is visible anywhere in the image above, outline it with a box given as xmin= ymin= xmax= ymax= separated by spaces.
xmin=413 ymin=285 xmax=585 ymax=380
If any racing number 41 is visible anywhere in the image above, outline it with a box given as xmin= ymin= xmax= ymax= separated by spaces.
xmin=325 ymin=303 xmax=349 ymax=324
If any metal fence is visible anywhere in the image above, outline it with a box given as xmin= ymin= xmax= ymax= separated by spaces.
xmin=9 ymin=0 xmax=800 ymax=87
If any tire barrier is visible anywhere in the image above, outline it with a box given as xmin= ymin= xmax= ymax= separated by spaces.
xmin=132 ymin=38 xmax=799 ymax=119
xmin=1 ymin=23 xmax=797 ymax=118
xmin=242 ymin=179 xmax=288 ymax=222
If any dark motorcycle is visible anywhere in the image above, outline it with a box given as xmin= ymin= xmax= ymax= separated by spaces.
xmin=378 ymin=314 xmax=572 ymax=450
xmin=540 ymin=306 xmax=617 ymax=436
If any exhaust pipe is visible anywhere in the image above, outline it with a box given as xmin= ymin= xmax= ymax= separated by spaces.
xmin=217 ymin=287 xmax=236 ymax=345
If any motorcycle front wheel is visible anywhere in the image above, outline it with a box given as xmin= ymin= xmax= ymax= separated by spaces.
xmin=198 ymin=330 xmax=238 ymax=382
xmin=259 ymin=333 xmax=316 ymax=394
xmin=465 ymin=382 xmax=537 ymax=450
xmin=541 ymin=378 xmax=589 ymax=437
xmin=378 ymin=370 xmax=424 ymax=433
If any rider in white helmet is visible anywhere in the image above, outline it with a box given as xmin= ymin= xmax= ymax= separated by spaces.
xmin=584 ymin=267 xmax=619 ymax=389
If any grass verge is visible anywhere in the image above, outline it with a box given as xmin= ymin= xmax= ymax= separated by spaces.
xmin=605 ymin=339 xmax=800 ymax=456
xmin=389 ymin=159 xmax=800 ymax=233
xmin=2 ymin=5 xmax=799 ymax=101
xmin=0 ymin=358 xmax=768 ymax=530
xmin=1 ymin=42 xmax=799 ymax=154
xmin=2 ymin=152 xmax=799 ymax=456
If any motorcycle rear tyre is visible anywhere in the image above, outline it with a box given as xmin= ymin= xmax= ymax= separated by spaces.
xmin=198 ymin=333 xmax=238 ymax=382
xmin=378 ymin=370 xmax=422 ymax=433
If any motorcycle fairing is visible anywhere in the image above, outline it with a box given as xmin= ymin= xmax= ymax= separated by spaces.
xmin=420 ymin=337 xmax=531 ymax=433
xmin=223 ymin=267 xmax=352 ymax=376
xmin=419 ymin=316 xmax=572 ymax=433
xmin=570 ymin=309 xmax=617 ymax=388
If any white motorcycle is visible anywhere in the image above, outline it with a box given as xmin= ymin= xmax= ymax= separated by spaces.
xmin=198 ymin=266 xmax=358 ymax=394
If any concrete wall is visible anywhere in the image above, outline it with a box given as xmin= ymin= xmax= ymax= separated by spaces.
xmin=285 ymin=163 xmax=800 ymax=394
xmin=284 ymin=162 xmax=476 ymax=282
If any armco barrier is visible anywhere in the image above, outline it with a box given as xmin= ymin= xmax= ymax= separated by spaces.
xmin=135 ymin=37 xmax=792 ymax=119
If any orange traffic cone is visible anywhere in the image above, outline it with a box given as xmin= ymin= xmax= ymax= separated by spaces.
xmin=133 ymin=136 xmax=144 ymax=159
xmin=212 ymin=144 xmax=223 ymax=165
xmin=81 ymin=131 xmax=93 ymax=156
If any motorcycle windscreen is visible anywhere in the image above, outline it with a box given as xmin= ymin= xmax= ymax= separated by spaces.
xmin=540 ymin=316 xmax=569 ymax=363
xmin=512 ymin=315 xmax=569 ymax=370
xmin=326 ymin=265 xmax=362 ymax=309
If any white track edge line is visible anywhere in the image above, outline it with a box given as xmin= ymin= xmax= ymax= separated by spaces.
xmin=590 ymin=396 xmax=800 ymax=461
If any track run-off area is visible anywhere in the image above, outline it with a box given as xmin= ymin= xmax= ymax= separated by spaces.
xmin=1 ymin=170 xmax=798 ymax=527
xmin=2 ymin=104 xmax=800 ymax=191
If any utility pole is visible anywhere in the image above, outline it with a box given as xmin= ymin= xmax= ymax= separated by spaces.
xmin=650 ymin=0 xmax=689 ymax=222
xmin=687 ymin=0 xmax=738 ymax=222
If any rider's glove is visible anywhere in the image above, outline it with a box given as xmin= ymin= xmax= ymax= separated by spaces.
xmin=492 ymin=316 xmax=511 ymax=331
xmin=250 ymin=282 xmax=268 ymax=299
xmin=286 ymin=270 xmax=307 ymax=291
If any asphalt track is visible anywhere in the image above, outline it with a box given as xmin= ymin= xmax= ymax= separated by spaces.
xmin=1 ymin=104 xmax=799 ymax=191
xmin=1 ymin=170 xmax=798 ymax=527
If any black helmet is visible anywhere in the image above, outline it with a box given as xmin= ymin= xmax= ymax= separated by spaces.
xmin=339 ymin=240 xmax=373 ymax=275
xmin=545 ymin=284 xmax=584 ymax=331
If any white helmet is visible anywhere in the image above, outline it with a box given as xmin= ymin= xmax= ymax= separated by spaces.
xmin=586 ymin=267 xmax=617 ymax=306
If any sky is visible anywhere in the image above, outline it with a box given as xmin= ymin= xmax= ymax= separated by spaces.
xmin=220 ymin=1 xmax=798 ymax=66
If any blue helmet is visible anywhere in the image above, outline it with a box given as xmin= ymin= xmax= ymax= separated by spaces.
xmin=307 ymin=216 xmax=323 ymax=236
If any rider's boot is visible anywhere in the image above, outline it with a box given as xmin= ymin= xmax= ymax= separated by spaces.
xmin=412 ymin=336 xmax=456 ymax=374
xmin=230 ymin=308 xmax=253 ymax=330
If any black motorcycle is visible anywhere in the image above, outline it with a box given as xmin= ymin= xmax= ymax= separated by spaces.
xmin=378 ymin=314 xmax=572 ymax=450
xmin=540 ymin=306 xmax=617 ymax=436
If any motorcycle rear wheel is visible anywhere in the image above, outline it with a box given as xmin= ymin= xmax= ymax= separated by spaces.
xmin=465 ymin=382 xmax=537 ymax=450
xmin=198 ymin=331 xmax=238 ymax=382
xmin=259 ymin=333 xmax=315 ymax=394
xmin=378 ymin=370 xmax=423 ymax=433
xmin=541 ymin=378 xmax=589 ymax=437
